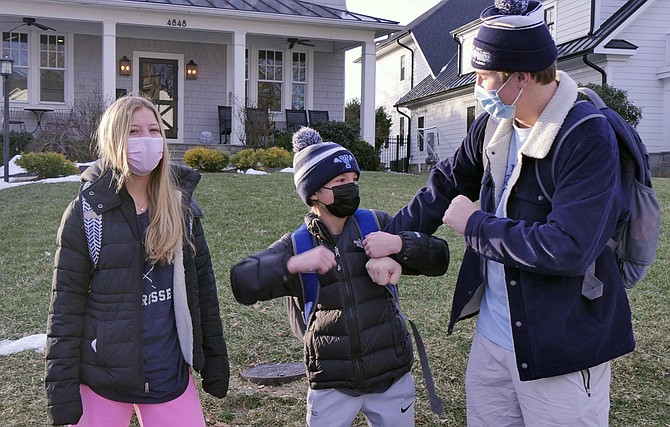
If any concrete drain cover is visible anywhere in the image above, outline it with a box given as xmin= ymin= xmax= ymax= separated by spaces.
xmin=240 ymin=362 xmax=306 ymax=386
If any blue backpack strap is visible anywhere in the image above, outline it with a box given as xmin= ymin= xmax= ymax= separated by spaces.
xmin=354 ymin=209 xmax=399 ymax=300
xmin=292 ymin=224 xmax=319 ymax=326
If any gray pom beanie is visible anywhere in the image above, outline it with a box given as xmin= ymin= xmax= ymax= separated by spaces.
xmin=472 ymin=0 xmax=558 ymax=72
xmin=292 ymin=127 xmax=360 ymax=206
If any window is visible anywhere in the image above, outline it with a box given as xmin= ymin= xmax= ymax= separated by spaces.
xmin=400 ymin=54 xmax=405 ymax=81
xmin=417 ymin=116 xmax=425 ymax=151
xmin=466 ymin=106 xmax=476 ymax=131
xmin=2 ymin=31 xmax=29 ymax=101
xmin=544 ymin=5 xmax=556 ymax=38
xmin=2 ymin=30 xmax=67 ymax=103
xmin=257 ymin=50 xmax=282 ymax=111
xmin=40 ymin=34 xmax=65 ymax=102
xmin=291 ymin=52 xmax=306 ymax=110
xmin=399 ymin=116 xmax=405 ymax=145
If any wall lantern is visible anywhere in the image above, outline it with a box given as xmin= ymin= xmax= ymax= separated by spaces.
xmin=186 ymin=60 xmax=198 ymax=80
xmin=119 ymin=56 xmax=131 ymax=76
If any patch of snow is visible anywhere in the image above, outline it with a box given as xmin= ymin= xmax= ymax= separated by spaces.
xmin=0 ymin=333 xmax=47 ymax=356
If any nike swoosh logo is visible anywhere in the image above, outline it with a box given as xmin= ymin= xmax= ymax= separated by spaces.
xmin=401 ymin=402 xmax=413 ymax=413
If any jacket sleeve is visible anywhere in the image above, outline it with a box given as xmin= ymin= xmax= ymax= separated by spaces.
xmin=230 ymin=233 xmax=302 ymax=305
xmin=375 ymin=210 xmax=450 ymax=277
xmin=385 ymin=113 xmax=489 ymax=235
xmin=192 ymin=216 xmax=230 ymax=399
xmin=464 ymin=117 xmax=622 ymax=276
xmin=45 ymin=199 xmax=89 ymax=426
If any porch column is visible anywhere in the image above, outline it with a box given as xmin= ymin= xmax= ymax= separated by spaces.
xmin=360 ymin=41 xmax=376 ymax=147
xmin=230 ymin=31 xmax=247 ymax=145
xmin=101 ymin=21 xmax=117 ymax=102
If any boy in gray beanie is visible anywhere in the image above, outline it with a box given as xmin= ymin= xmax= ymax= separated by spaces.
xmin=366 ymin=0 xmax=633 ymax=425
xmin=231 ymin=128 xmax=450 ymax=426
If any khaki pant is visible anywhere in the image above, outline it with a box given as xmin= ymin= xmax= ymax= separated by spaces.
xmin=466 ymin=331 xmax=611 ymax=427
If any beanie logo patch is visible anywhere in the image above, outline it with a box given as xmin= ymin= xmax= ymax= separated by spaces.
xmin=334 ymin=154 xmax=354 ymax=169
xmin=472 ymin=46 xmax=491 ymax=66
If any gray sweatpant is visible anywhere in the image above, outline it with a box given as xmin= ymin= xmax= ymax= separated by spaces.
xmin=306 ymin=372 xmax=415 ymax=427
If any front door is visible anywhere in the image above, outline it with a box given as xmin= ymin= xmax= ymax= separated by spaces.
xmin=139 ymin=58 xmax=178 ymax=139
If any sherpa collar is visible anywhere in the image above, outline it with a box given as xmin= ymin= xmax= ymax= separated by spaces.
xmin=485 ymin=70 xmax=578 ymax=204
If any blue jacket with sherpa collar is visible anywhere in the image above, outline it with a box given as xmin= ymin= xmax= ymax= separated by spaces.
xmin=385 ymin=71 xmax=635 ymax=381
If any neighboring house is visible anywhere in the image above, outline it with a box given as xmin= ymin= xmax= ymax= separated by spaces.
xmin=379 ymin=0 xmax=670 ymax=176
xmin=1 ymin=0 xmax=402 ymax=149
xmin=374 ymin=0 xmax=490 ymax=171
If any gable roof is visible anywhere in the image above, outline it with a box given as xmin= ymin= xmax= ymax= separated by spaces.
xmin=557 ymin=0 xmax=648 ymax=59
xmin=396 ymin=0 xmax=649 ymax=107
xmin=114 ymin=0 xmax=398 ymax=24
xmin=377 ymin=0 xmax=490 ymax=77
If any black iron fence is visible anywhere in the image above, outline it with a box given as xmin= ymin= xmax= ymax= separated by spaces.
xmin=379 ymin=135 xmax=410 ymax=173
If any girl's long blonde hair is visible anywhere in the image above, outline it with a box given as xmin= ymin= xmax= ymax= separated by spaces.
xmin=96 ymin=95 xmax=185 ymax=264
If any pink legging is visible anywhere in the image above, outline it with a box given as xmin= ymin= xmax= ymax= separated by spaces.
xmin=71 ymin=373 xmax=206 ymax=427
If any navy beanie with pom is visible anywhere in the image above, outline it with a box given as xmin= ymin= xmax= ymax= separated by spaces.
xmin=472 ymin=0 xmax=557 ymax=72
xmin=292 ymin=127 xmax=360 ymax=206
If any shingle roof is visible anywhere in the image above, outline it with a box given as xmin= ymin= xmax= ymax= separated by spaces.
xmin=114 ymin=0 xmax=398 ymax=24
xmin=396 ymin=0 xmax=648 ymax=106
xmin=557 ymin=0 xmax=647 ymax=59
xmin=378 ymin=0 xmax=490 ymax=76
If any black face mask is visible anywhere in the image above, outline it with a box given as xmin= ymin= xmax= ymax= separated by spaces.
xmin=322 ymin=182 xmax=360 ymax=218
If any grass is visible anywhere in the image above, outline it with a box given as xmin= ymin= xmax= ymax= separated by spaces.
xmin=0 ymin=171 xmax=668 ymax=426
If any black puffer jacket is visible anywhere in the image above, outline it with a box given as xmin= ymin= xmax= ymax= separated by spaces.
xmin=45 ymin=162 xmax=229 ymax=426
xmin=231 ymin=210 xmax=448 ymax=391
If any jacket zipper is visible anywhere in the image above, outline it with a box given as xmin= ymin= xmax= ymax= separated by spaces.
xmin=333 ymin=245 xmax=365 ymax=386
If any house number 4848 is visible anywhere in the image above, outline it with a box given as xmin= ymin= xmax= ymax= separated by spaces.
xmin=167 ymin=19 xmax=187 ymax=27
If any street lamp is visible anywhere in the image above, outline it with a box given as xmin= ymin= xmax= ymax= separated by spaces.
xmin=2 ymin=56 xmax=14 ymax=183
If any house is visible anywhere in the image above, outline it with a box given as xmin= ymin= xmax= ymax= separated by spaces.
xmin=377 ymin=0 xmax=670 ymax=176
xmin=1 ymin=0 xmax=402 ymax=151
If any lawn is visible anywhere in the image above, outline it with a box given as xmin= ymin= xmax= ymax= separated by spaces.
xmin=0 ymin=171 xmax=668 ymax=426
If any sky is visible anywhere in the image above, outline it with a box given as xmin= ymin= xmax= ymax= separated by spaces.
xmin=344 ymin=0 xmax=440 ymax=102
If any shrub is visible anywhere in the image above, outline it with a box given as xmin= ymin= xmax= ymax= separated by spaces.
xmin=0 ymin=131 xmax=33 ymax=157
xmin=183 ymin=147 xmax=230 ymax=172
xmin=578 ymin=82 xmax=643 ymax=128
xmin=15 ymin=152 xmax=80 ymax=179
xmin=231 ymin=148 xmax=262 ymax=170
xmin=348 ymin=139 xmax=380 ymax=171
xmin=313 ymin=120 xmax=360 ymax=146
xmin=31 ymin=89 xmax=111 ymax=162
xmin=261 ymin=146 xmax=293 ymax=169
xmin=269 ymin=129 xmax=293 ymax=151
xmin=311 ymin=121 xmax=380 ymax=171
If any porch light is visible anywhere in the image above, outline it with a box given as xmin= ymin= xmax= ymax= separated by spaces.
xmin=119 ymin=56 xmax=131 ymax=76
xmin=186 ymin=60 xmax=198 ymax=80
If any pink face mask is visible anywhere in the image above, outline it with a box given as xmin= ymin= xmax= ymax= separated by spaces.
xmin=127 ymin=136 xmax=164 ymax=176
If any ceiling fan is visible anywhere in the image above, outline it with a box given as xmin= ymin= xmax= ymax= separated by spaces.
xmin=7 ymin=17 xmax=56 ymax=33
xmin=287 ymin=38 xmax=315 ymax=49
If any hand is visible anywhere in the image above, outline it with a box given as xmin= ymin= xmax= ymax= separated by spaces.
xmin=366 ymin=257 xmax=402 ymax=286
xmin=287 ymin=245 xmax=336 ymax=275
xmin=363 ymin=231 xmax=402 ymax=258
xmin=443 ymin=195 xmax=478 ymax=234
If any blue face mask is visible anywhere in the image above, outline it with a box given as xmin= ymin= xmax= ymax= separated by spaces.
xmin=474 ymin=74 xmax=523 ymax=120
